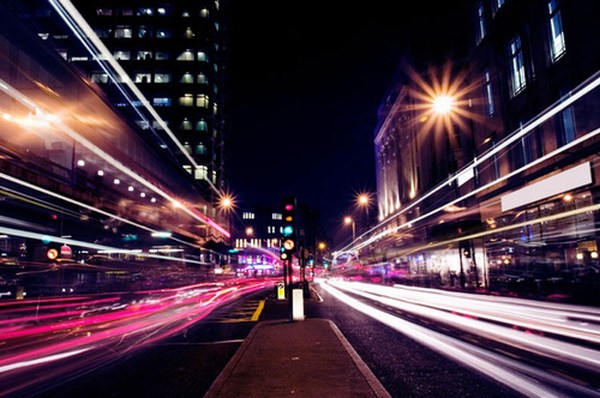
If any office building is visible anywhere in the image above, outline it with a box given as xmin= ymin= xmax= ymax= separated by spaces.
xmin=372 ymin=0 xmax=600 ymax=301
xmin=74 ymin=1 xmax=229 ymax=197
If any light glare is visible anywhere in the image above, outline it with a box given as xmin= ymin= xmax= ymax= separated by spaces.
xmin=433 ymin=95 xmax=455 ymax=114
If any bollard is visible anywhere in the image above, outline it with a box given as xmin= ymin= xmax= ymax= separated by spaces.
xmin=292 ymin=288 xmax=304 ymax=320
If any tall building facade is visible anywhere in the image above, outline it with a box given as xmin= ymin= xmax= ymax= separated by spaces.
xmin=68 ymin=0 xmax=229 ymax=203
xmin=0 ymin=0 xmax=233 ymax=267
xmin=371 ymin=0 xmax=600 ymax=302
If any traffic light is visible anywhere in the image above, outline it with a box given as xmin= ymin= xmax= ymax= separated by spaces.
xmin=280 ymin=197 xmax=296 ymax=261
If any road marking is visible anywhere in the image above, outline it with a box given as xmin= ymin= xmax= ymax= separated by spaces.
xmin=207 ymin=299 xmax=265 ymax=323
xmin=251 ymin=299 xmax=265 ymax=321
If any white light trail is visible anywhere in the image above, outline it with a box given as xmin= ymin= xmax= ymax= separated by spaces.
xmin=0 ymin=348 xmax=90 ymax=374
xmin=338 ymin=69 xmax=600 ymax=253
xmin=48 ymin=0 xmax=223 ymax=197
xmin=330 ymin=281 xmax=600 ymax=369
xmin=0 ymin=226 xmax=205 ymax=266
xmin=319 ymin=279 xmax=600 ymax=397
xmin=341 ymin=125 xmax=600 ymax=255
xmin=320 ymin=281 xmax=565 ymax=397
xmin=0 ymin=78 xmax=229 ymax=238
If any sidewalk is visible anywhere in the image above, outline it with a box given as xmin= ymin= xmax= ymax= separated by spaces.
xmin=203 ymin=317 xmax=391 ymax=397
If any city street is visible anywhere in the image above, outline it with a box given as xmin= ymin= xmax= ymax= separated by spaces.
xmin=2 ymin=278 xmax=595 ymax=397
xmin=0 ymin=1 xmax=600 ymax=397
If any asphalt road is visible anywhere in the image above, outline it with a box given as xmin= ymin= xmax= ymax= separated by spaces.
xmin=29 ymin=282 xmax=526 ymax=398
xmin=31 ymin=289 xmax=272 ymax=398
xmin=307 ymin=282 xmax=523 ymax=398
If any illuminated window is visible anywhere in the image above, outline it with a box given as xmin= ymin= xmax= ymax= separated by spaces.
xmin=484 ymin=70 xmax=494 ymax=116
xmin=476 ymin=2 xmax=486 ymax=43
xmin=137 ymin=26 xmax=152 ymax=38
xmin=156 ymin=29 xmax=172 ymax=38
xmin=153 ymin=97 xmax=171 ymax=107
xmin=181 ymin=120 xmax=192 ymax=131
xmin=196 ymin=94 xmax=209 ymax=108
xmin=177 ymin=50 xmax=195 ymax=61
xmin=213 ymin=102 xmax=218 ymax=114
xmin=272 ymin=213 xmax=282 ymax=220
xmin=196 ymin=120 xmax=208 ymax=131
xmin=91 ymin=73 xmax=109 ymax=84
xmin=113 ymin=50 xmax=130 ymax=60
xmin=136 ymin=51 xmax=152 ymax=60
xmin=195 ymin=143 xmax=207 ymax=155
xmin=179 ymin=94 xmax=194 ymax=106
xmin=198 ymin=73 xmax=208 ymax=84
xmin=509 ymin=35 xmax=526 ymax=96
xmin=135 ymin=73 xmax=151 ymax=83
xmin=135 ymin=120 xmax=150 ymax=130
xmin=136 ymin=8 xmax=153 ymax=16
xmin=548 ymin=0 xmax=566 ymax=62
xmin=493 ymin=0 xmax=505 ymax=14
xmin=197 ymin=52 xmax=208 ymax=62
xmin=558 ymin=104 xmax=576 ymax=145
xmin=154 ymin=73 xmax=171 ymax=83
xmin=184 ymin=28 xmax=194 ymax=39
xmin=114 ymin=26 xmax=132 ymax=38
xmin=243 ymin=212 xmax=255 ymax=220
xmin=181 ymin=73 xmax=194 ymax=83
xmin=200 ymin=9 xmax=209 ymax=17
xmin=195 ymin=165 xmax=208 ymax=180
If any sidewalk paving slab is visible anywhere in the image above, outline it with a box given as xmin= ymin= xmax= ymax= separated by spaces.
xmin=204 ymin=318 xmax=391 ymax=397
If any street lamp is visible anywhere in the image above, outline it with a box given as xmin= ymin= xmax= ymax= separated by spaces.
xmin=432 ymin=95 xmax=456 ymax=115
xmin=356 ymin=192 xmax=372 ymax=230
xmin=344 ymin=216 xmax=356 ymax=242
xmin=218 ymin=193 xmax=236 ymax=244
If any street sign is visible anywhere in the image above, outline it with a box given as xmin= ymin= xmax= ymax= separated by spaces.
xmin=277 ymin=282 xmax=285 ymax=300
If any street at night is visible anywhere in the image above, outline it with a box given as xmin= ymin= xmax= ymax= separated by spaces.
xmin=4 ymin=280 xmax=597 ymax=397
xmin=1 ymin=0 xmax=600 ymax=397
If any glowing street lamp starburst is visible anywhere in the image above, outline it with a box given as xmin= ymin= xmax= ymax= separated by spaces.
xmin=432 ymin=95 xmax=455 ymax=115
xmin=405 ymin=62 xmax=483 ymax=141
xmin=357 ymin=193 xmax=370 ymax=207
xmin=218 ymin=193 xmax=236 ymax=212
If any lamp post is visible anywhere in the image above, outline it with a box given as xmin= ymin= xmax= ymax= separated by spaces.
xmin=218 ymin=193 xmax=235 ymax=245
xmin=356 ymin=192 xmax=372 ymax=232
xmin=344 ymin=216 xmax=356 ymax=242
xmin=431 ymin=94 xmax=468 ymax=288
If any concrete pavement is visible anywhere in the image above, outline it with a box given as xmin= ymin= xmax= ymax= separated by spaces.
xmin=204 ymin=286 xmax=391 ymax=397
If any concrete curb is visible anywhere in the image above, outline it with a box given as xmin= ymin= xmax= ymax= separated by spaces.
xmin=202 ymin=318 xmax=268 ymax=398
xmin=327 ymin=320 xmax=392 ymax=398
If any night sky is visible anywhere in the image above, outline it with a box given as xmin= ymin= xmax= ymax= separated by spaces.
xmin=227 ymin=1 xmax=470 ymax=244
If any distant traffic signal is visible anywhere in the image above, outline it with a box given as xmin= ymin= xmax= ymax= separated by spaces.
xmin=280 ymin=197 xmax=296 ymax=261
